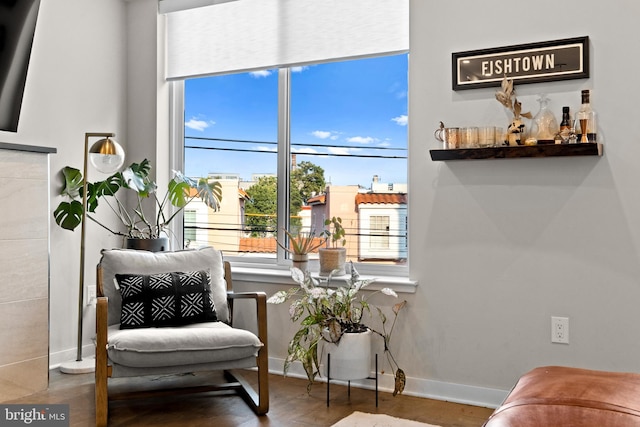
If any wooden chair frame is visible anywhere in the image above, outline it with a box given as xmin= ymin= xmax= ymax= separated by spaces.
xmin=95 ymin=261 xmax=269 ymax=426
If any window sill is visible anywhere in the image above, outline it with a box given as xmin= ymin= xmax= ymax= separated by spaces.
xmin=230 ymin=262 xmax=417 ymax=294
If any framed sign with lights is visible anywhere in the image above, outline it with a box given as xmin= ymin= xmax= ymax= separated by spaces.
xmin=452 ymin=36 xmax=589 ymax=91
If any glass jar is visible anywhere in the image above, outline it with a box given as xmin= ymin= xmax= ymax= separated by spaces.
xmin=530 ymin=94 xmax=559 ymax=144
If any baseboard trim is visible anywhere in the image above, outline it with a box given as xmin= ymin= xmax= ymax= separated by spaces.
xmin=49 ymin=349 xmax=507 ymax=408
xmin=267 ymin=357 xmax=507 ymax=409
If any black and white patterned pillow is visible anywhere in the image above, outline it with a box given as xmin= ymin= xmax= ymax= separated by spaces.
xmin=115 ymin=270 xmax=217 ymax=329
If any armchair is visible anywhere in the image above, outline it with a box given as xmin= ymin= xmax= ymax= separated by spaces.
xmin=94 ymin=246 xmax=268 ymax=427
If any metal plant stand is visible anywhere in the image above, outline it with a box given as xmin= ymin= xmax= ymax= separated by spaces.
xmin=326 ymin=353 xmax=378 ymax=407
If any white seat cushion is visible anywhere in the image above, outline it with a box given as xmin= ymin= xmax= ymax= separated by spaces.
xmin=107 ymin=322 xmax=263 ymax=368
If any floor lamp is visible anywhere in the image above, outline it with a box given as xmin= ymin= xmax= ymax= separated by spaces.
xmin=59 ymin=133 xmax=125 ymax=374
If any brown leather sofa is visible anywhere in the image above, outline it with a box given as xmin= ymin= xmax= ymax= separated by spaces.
xmin=484 ymin=366 xmax=640 ymax=426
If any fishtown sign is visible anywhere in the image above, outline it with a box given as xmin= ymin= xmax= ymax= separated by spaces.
xmin=452 ymin=36 xmax=589 ymax=90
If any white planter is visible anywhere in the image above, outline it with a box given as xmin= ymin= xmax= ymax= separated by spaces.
xmin=318 ymin=247 xmax=346 ymax=276
xmin=321 ymin=329 xmax=372 ymax=380
xmin=291 ymin=253 xmax=309 ymax=273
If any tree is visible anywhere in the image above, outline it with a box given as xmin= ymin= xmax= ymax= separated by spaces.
xmin=245 ymin=176 xmax=277 ymax=236
xmin=289 ymin=182 xmax=303 ymax=229
xmin=245 ymin=161 xmax=326 ymax=235
xmin=292 ymin=161 xmax=325 ymax=203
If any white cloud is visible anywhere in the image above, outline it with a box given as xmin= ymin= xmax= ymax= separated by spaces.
xmin=291 ymin=66 xmax=309 ymax=73
xmin=256 ymin=146 xmax=277 ymax=152
xmin=347 ymin=136 xmax=375 ymax=144
xmin=250 ymin=70 xmax=273 ymax=78
xmin=311 ymin=130 xmax=339 ymax=140
xmin=292 ymin=147 xmax=318 ymax=154
xmin=392 ymin=115 xmax=408 ymax=126
xmin=312 ymin=130 xmax=332 ymax=139
xmin=328 ymin=146 xmax=351 ymax=155
xmin=185 ymin=118 xmax=213 ymax=131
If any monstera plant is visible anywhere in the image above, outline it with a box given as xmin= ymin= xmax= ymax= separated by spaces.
xmin=53 ymin=158 xmax=222 ymax=240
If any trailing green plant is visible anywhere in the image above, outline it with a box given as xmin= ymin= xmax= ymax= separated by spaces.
xmin=277 ymin=228 xmax=326 ymax=255
xmin=267 ymin=262 xmax=407 ymax=395
xmin=322 ymin=216 xmax=346 ymax=248
xmin=53 ymin=158 xmax=222 ymax=239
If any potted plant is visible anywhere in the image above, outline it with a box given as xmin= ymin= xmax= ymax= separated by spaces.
xmin=277 ymin=228 xmax=326 ymax=272
xmin=267 ymin=263 xmax=407 ymax=395
xmin=319 ymin=216 xmax=347 ymax=276
xmin=53 ymin=158 xmax=222 ymax=250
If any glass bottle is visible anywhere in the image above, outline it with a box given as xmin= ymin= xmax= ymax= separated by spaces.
xmin=559 ymin=106 xmax=571 ymax=143
xmin=576 ymin=90 xmax=597 ymax=143
xmin=531 ymin=94 xmax=558 ymax=144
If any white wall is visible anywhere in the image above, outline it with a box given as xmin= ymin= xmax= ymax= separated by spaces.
xmin=406 ymin=0 xmax=640 ymax=403
xmin=0 ymin=0 xmax=129 ymax=364
xmin=4 ymin=0 xmax=640 ymax=409
xmin=0 ymin=0 xmax=164 ymax=365
xmin=261 ymin=0 xmax=640 ymax=407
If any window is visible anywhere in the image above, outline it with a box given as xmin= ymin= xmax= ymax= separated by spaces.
xmin=181 ymin=54 xmax=408 ymax=273
xmin=184 ymin=209 xmax=197 ymax=245
xmin=370 ymin=216 xmax=390 ymax=249
xmin=183 ymin=71 xmax=278 ymax=258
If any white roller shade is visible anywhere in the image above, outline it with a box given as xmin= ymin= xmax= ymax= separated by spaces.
xmin=159 ymin=0 xmax=238 ymax=14
xmin=165 ymin=0 xmax=409 ymax=80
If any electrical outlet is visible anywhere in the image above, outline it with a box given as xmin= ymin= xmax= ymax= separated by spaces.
xmin=87 ymin=286 xmax=97 ymax=306
xmin=551 ymin=316 xmax=569 ymax=344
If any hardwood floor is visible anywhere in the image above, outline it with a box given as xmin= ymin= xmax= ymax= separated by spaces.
xmin=6 ymin=369 xmax=493 ymax=426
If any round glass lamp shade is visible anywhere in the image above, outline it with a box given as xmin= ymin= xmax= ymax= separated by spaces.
xmin=89 ymin=137 xmax=125 ymax=174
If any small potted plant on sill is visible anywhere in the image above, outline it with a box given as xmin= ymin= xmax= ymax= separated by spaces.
xmin=53 ymin=158 xmax=222 ymax=251
xmin=319 ymin=216 xmax=347 ymax=276
xmin=267 ymin=262 xmax=407 ymax=395
xmin=277 ymin=228 xmax=326 ymax=272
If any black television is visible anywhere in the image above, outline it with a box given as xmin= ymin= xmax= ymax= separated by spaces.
xmin=0 ymin=0 xmax=40 ymax=132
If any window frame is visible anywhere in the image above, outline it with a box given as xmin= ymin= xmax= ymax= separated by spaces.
xmin=170 ymin=60 xmax=409 ymax=279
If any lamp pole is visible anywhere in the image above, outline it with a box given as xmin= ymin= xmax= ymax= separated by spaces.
xmin=60 ymin=132 xmax=124 ymax=374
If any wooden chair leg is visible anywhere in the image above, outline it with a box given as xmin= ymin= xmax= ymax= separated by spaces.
xmin=95 ymin=296 xmax=109 ymax=427
xmin=223 ymin=345 xmax=269 ymax=415
xmin=254 ymin=291 xmax=269 ymax=414
xmin=255 ymin=345 xmax=270 ymax=414
xmin=95 ymin=365 xmax=108 ymax=427
xmin=227 ymin=288 xmax=270 ymax=415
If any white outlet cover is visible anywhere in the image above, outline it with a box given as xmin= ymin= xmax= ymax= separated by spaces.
xmin=551 ymin=316 xmax=569 ymax=344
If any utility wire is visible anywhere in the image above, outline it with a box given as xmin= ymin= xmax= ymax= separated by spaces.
xmin=185 ymin=135 xmax=407 ymax=159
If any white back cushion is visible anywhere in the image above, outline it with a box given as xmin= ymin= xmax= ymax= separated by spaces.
xmin=99 ymin=246 xmax=229 ymax=326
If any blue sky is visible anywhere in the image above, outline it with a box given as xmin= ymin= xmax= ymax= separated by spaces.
xmin=184 ymin=54 xmax=408 ymax=188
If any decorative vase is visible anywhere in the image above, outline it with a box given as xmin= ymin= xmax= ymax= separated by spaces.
xmin=321 ymin=329 xmax=372 ymax=380
xmin=503 ymin=99 xmax=535 ymax=146
xmin=504 ymin=109 xmax=526 ymax=146
xmin=291 ymin=253 xmax=309 ymax=272
xmin=318 ymin=248 xmax=346 ymax=276
xmin=530 ymin=94 xmax=559 ymax=144
xmin=125 ymin=237 xmax=169 ymax=252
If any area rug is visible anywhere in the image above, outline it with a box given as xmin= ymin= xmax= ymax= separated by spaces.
xmin=331 ymin=411 xmax=441 ymax=427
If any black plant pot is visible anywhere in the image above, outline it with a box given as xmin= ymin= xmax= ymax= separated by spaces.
xmin=125 ymin=237 xmax=169 ymax=252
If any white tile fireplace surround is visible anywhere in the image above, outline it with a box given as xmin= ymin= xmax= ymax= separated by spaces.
xmin=0 ymin=142 xmax=55 ymax=401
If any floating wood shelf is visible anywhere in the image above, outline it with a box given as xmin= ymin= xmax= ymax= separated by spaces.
xmin=429 ymin=143 xmax=602 ymax=161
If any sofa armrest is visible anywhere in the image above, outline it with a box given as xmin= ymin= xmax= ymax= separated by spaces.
xmin=227 ymin=291 xmax=268 ymax=347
